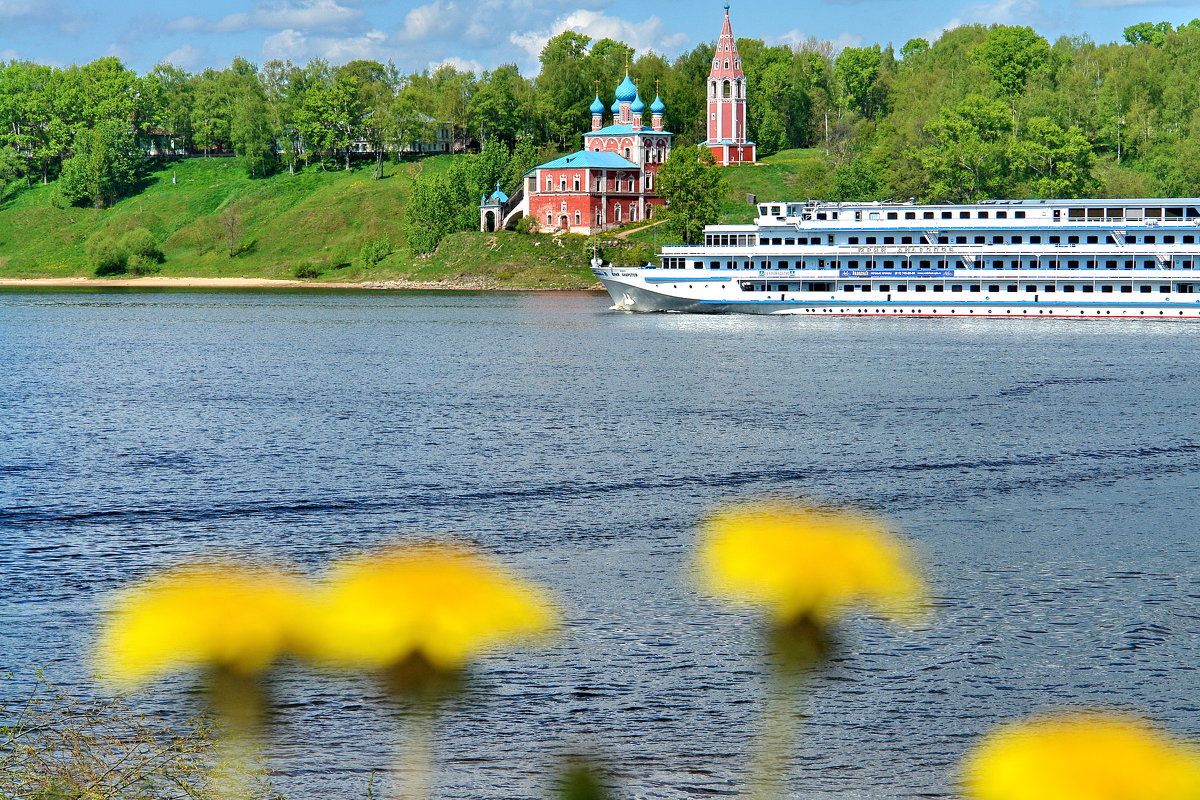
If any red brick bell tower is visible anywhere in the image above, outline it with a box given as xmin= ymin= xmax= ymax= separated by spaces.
xmin=704 ymin=4 xmax=756 ymax=165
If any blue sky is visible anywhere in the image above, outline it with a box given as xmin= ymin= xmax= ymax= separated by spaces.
xmin=0 ymin=0 xmax=1193 ymax=75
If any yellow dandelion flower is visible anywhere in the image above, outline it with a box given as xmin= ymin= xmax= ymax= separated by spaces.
xmin=963 ymin=712 xmax=1200 ymax=800
xmin=96 ymin=564 xmax=310 ymax=688
xmin=304 ymin=543 xmax=556 ymax=672
xmin=698 ymin=501 xmax=926 ymax=625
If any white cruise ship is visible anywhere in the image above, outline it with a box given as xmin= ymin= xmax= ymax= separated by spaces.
xmin=591 ymin=198 xmax=1200 ymax=319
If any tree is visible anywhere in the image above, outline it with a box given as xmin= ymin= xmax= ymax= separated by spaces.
xmin=404 ymin=171 xmax=457 ymax=255
xmin=146 ymin=63 xmax=195 ymax=152
xmin=57 ymin=120 xmax=140 ymax=208
xmin=537 ymin=31 xmax=593 ymax=146
xmin=230 ymin=90 xmax=278 ymax=178
xmin=1123 ymin=21 xmax=1174 ymax=47
xmin=655 ymin=145 xmax=724 ymax=243
xmin=918 ymin=95 xmax=1011 ymax=202
xmin=835 ymin=46 xmax=885 ymax=118
xmin=503 ymin=137 xmax=540 ymax=192
xmin=217 ymin=207 xmax=244 ymax=257
xmin=900 ymin=38 xmax=930 ymax=60
xmin=470 ymin=64 xmax=529 ymax=146
xmin=1010 ymin=117 xmax=1096 ymax=198
xmin=975 ymin=26 xmax=1051 ymax=97
xmin=191 ymin=69 xmax=236 ymax=154
xmin=296 ymin=66 xmax=366 ymax=169
xmin=830 ymin=153 xmax=886 ymax=201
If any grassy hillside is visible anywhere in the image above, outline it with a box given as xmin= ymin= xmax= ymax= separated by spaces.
xmin=0 ymin=149 xmax=826 ymax=284
xmin=624 ymin=148 xmax=830 ymax=249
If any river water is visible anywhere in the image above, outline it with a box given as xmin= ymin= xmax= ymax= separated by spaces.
xmin=1 ymin=288 xmax=1198 ymax=799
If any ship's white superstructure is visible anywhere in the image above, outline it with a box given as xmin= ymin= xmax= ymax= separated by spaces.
xmin=591 ymin=198 xmax=1200 ymax=318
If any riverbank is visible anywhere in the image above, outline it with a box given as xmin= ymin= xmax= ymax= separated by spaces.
xmin=0 ymin=276 xmax=605 ymax=291
xmin=0 ymin=149 xmax=824 ymax=287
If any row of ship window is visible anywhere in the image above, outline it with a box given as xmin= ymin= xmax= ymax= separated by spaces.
xmin=660 ymin=258 xmax=1197 ymax=269
xmin=702 ymin=233 xmax=1200 ymax=247
xmin=761 ymin=205 xmax=1200 ymax=221
xmin=738 ymin=282 xmax=1197 ymax=293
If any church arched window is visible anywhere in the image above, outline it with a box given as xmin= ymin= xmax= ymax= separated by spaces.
xmin=615 ymin=204 xmax=622 ymax=223
xmin=724 ymin=60 xmax=729 ymax=69
xmin=735 ymin=79 xmax=742 ymax=98
xmin=723 ymin=80 xmax=731 ymax=99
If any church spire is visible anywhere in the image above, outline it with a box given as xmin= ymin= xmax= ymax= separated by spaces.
xmin=704 ymin=4 xmax=756 ymax=165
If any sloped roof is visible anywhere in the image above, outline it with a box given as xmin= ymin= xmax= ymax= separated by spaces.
xmin=584 ymin=123 xmax=674 ymax=136
xmin=536 ymin=150 xmax=639 ymax=170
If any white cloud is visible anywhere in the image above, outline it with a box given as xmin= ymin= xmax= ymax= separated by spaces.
xmin=0 ymin=0 xmax=37 ymax=18
xmin=510 ymin=10 xmax=690 ymax=63
xmin=434 ymin=55 xmax=485 ymax=73
xmin=0 ymin=0 xmax=90 ymax=35
xmin=261 ymin=27 xmax=390 ymax=62
xmin=0 ymin=47 xmax=18 ymax=60
xmin=932 ymin=0 xmax=1046 ymax=39
xmin=769 ymin=28 xmax=863 ymax=53
xmin=394 ymin=0 xmax=462 ymax=43
xmin=1074 ymin=0 xmax=1163 ymax=6
xmin=170 ymin=0 xmax=363 ymax=35
xmin=160 ymin=43 xmax=206 ymax=69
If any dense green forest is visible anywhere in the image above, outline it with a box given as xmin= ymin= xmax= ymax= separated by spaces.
xmin=5 ymin=18 xmax=1200 ymax=216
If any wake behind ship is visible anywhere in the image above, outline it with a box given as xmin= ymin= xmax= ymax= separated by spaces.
xmin=592 ymin=198 xmax=1200 ymax=318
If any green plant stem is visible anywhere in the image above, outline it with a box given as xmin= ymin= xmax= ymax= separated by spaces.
xmin=393 ymin=703 xmax=434 ymax=800
xmin=748 ymin=668 xmax=805 ymax=800
xmin=208 ymin=669 xmax=264 ymax=800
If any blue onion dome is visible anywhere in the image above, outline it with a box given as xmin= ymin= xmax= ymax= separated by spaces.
xmin=590 ymin=95 xmax=605 ymax=115
xmin=611 ymin=98 xmax=621 ymax=114
xmin=651 ymin=94 xmax=666 ymax=114
xmin=614 ymin=73 xmax=638 ymax=102
xmin=631 ymin=93 xmax=646 ymax=113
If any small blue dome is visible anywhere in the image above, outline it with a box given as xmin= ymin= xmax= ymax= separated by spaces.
xmin=631 ymin=93 xmax=645 ymax=113
xmin=614 ymin=74 xmax=638 ymax=102
xmin=611 ymin=99 xmax=620 ymax=114
xmin=650 ymin=94 xmax=666 ymax=114
xmin=589 ymin=95 xmax=605 ymax=115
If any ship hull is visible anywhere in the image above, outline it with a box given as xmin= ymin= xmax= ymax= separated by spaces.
xmin=597 ymin=275 xmax=1200 ymax=318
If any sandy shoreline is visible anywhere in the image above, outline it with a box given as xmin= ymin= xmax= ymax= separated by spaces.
xmin=0 ymin=276 xmax=602 ymax=291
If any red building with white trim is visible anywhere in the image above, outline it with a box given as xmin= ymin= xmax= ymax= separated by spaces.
xmin=704 ymin=4 xmax=756 ymax=165
xmin=481 ymin=6 xmax=751 ymax=235
xmin=518 ymin=73 xmax=673 ymax=235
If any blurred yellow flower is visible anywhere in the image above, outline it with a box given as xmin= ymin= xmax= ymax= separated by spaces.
xmin=96 ymin=564 xmax=310 ymax=688
xmin=964 ymin=712 xmax=1200 ymax=800
xmin=698 ymin=501 xmax=925 ymax=625
xmin=304 ymin=543 xmax=556 ymax=671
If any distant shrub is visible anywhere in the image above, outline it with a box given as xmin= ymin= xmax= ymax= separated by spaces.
xmin=516 ymin=215 xmax=539 ymax=234
xmin=359 ymin=235 xmax=393 ymax=267
xmin=126 ymin=253 xmax=159 ymax=276
xmin=87 ymin=234 xmax=126 ymax=276
xmin=121 ymin=228 xmax=163 ymax=263
xmin=293 ymin=263 xmax=322 ymax=279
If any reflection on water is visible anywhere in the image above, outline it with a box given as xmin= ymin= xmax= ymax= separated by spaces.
xmin=2 ymin=289 xmax=1198 ymax=799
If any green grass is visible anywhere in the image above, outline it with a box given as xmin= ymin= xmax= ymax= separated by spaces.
xmin=718 ymin=148 xmax=830 ymax=223
xmin=0 ymin=148 xmax=831 ymax=284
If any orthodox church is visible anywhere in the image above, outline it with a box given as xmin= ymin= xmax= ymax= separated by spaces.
xmin=481 ymin=5 xmax=752 ymax=235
